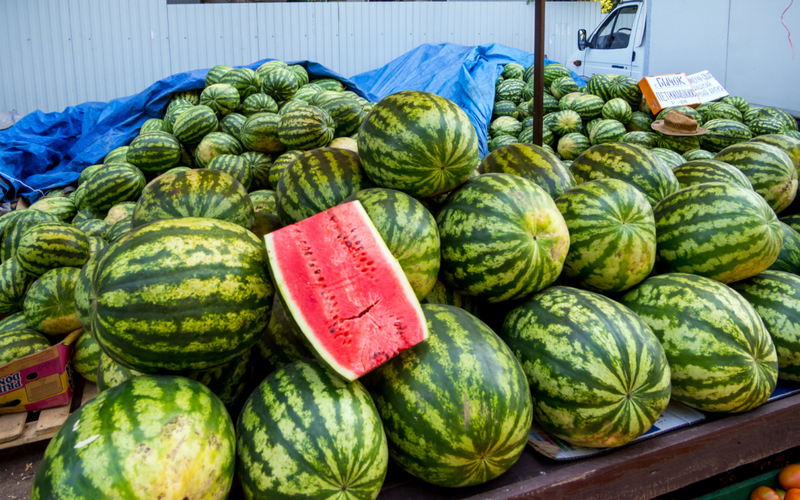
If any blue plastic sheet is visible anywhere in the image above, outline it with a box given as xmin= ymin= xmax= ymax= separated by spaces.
xmin=0 ymin=60 xmax=367 ymax=203
xmin=352 ymin=43 xmax=585 ymax=157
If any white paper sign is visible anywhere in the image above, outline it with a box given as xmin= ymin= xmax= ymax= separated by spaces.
xmin=641 ymin=73 xmax=702 ymax=109
xmin=687 ymin=70 xmax=729 ymax=103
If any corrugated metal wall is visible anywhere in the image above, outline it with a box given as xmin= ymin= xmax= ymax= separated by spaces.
xmin=0 ymin=0 xmax=602 ymax=117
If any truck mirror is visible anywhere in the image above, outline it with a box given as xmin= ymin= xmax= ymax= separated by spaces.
xmin=578 ymin=29 xmax=587 ymax=50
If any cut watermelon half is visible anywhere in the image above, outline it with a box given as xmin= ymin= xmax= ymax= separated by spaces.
xmin=264 ymin=200 xmax=428 ymax=381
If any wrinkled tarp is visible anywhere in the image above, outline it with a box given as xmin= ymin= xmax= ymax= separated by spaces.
xmin=0 ymin=61 xmax=369 ymax=203
xmin=352 ymin=43 xmax=585 ymax=157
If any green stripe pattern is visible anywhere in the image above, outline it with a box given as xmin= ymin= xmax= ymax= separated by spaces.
xmin=126 ymin=131 xmax=181 ymax=175
xmin=769 ymin=222 xmax=800 ymax=274
xmin=479 ymin=143 xmax=576 ymax=200
xmin=73 ymin=331 xmax=100 ymax=382
xmin=268 ymin=151 xmax=301 ymax=190
xmin=730 ymin=271 xmax=800 ymax=382
xmin=318 ymin=95 xmax=365 ymax=138
xmin=652 ymin=147 xmax=686 ymax=170
xmin=220 ymin=67 xmax=260 ymax=100
xmin=23 ymin=267 xmax=82 ymax=336
xmin=194 ymin=132 xmax=243 ymax=168
xmin=72 ymin=207 xmax=106 ymax=225
xmin=700 ymin=119 xmax=753 ymax=152
xmin=0 ymin=258 xmax=34 ymax=314
xmin=0 ymin=312 xmax=31 ymax=333
xmin=220 ymin=112 xmax=246 ymax=139
xmin=241 ymin=93 xmax=279 ymax=117
xmin=240 ymin=151 xmax=273 ymax=191
xmin=278 ymin=106 xmax=335 ymax=151
xmin=0 ymin=210 xmax=61 ymax=262
xmin=172 ymin=105 xmax=219 ymax=145
xmin=206 ymin=65 xmax=233 ymax=86
xmin=75 ymin=250 xmax=102 ymax=332
xmin=16 ymin=222 xmax=89 ymax=277
xmin=421 ymin=279 xmax=481 ymax=317
xmin=501 ymin=287 xmax=670 ymax=448
xmin=29 ymin=197 xmax=76 ymax=222
xmin=74 ymin=219 xmax=109 ymax=239
xmin=358 ymin=90 xmax=480 ymax=198
xmin=556 ymin=178 xmax=656 ymax=292
xmin=366 ymin=304 xmax=532 ymax=487
xmin=346 ymin=188 xmax=440 ymax=300
xmin=104 ymin=146 xmax=129 ymax=164
xmin=253 ymin=295 xmax=311 ymax=379
xmin=82 ymin=163 xmax=146 ymax=211
xmin=570 ymin=142 xmax=681 ymax=206
xmin=207 ymin=154 xmax=253 ymax=191
xmin=751 ymin=134 xmax=800 ymax=173
xmin=276 ymin=147 xmax=372 ymax=226
xmin=249 ymin=190 xmax=276 ymax=215
xmin=653 ymin=182 xmax=782 ymax=283
xmin=200 ymin=83 xmax=240 ymax=116
xmin=683 ymin=149 xmax=716 ymax=161
xmin=105 ymin=202 xmax=136 ymax=226
xmin=87 ymin=236 xmax=108 ymax=258
xmin=714 ymin=142 xmax=798 ymax=213
xmin=240 ymin=112 xmax=286 ymax=154
xmin=621 ymin=273 xmax=778 ymax=413
xmin=32 ymin=375 xmax=235 ymax=500
xmin=92 ymin=217 xmax=273 ymax=373
xmin=260 ymin=68 xmax=299 ymax=102
xmin=189 ymin=348 xmax=251 ymax=410
xmin=237 ymin=360 xmax=388 ymax=500
xmin=589 ymin=119 xmax=627 ymax=145
xmin=436 ymin=173 xmax=570 ymax=302
xmin=96 ymin=352 xmax=142 ymax=392
xmin=0 ymin=328 xmax=50 ymax=365
xmin=106 ymin=215 xmax=133 ymax=243
xmin=673 ymin=159 xmax=754 ymax=190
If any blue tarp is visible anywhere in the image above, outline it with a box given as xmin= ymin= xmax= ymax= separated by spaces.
xmin=0 ymin=43 xmax=581 ymax=203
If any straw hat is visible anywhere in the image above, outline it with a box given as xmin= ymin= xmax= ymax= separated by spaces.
xmin=651 ymin=110 xmax=708 ymax=136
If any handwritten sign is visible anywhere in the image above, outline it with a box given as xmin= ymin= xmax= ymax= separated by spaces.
xmin=687 ymin=70 xmax=729 ymax=103
xmin=638 ymin=73 xmax=701 ymax=114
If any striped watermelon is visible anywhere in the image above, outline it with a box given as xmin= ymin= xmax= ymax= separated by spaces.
xmin=75 ymin=250 xmax=101 ymax=332
xmin=87 ymin=236 xmax=107 ymax=257
xmin=73 ymin=331 xmax=100 ymax=382
xmin=751 ymin=134 xmax=800 ymax=173
xmin=602 ymin=98 xmax=633 ymax=124
xmin=32 ymin=375 xmax=235 ymax=499
xmin=74 ymin=218 xmax=110 ymax=239
xmin=550 ymin=110 xmax=582 ymax=136
xmin=96 ymin=352 xmax=141 ymax=392
xmin=261 ymin=68 xmax=299 ymax=102
xmin=436 ymin=173 xmax=570 ymax=302
xmin=502 ymin=286 xmax=670 ymax=447
xmin=252 ymin=295 xmax=311 ymax=376
xmin=495 ymin=79 xmax=525 ymax=104
xmin=105 ymin=215 xmax=132 ymax=243
xmin=751 ymin=116 xmax=791 ymax=136
xmin=220 ymin=112 xmax=246 ymax=139
xmin=589 ymin=119 xmax=627 ymax=145
xmin=255 ymin=60 xmax=288 ymax=81
xmin=237 ymin=361 xmax=388 ymax=498
xmin=0 ymin=313 xmax=31 ymax=334
xmin=278 ymin=106 xmax=335 ymax=151
xmin=656 ymin=133 xmax=700 ymax=154
xmin=682 ymin=149 xmax=716 ymax=161
xmin=503 ymin=62 xmax=525 ymax=80
xmin=318 ymin=95 xmax=365 ymax=138
xmin=269 ymin=150 xmax=303 ymax=189
xmin=653 ymin=182 xmax=782 ymax=283
xmin=92 ymin=218 xmax=273 ymax=373
xmin=200 ymin=83 xmax=240 ymax=116
xmin=555 ymin=178 xmax=656 ymax=292
xmin=345 ymin=188 xmax=440 ymax=300
xmin=239 ymin=112 xmax=284 ymax=154
xmin=24 ymin=267 xmax=81 ymax=336
xmin=358 ymin=91 xmax=480 ymax=198
xmin=71 ymin=207 xmax=105 ymax=225
xmin=140 ymin=118 xmax=169 ymax=133
xmin=493 ymin=100 xmax=520 ymax=120
xmin=205 ymin=64 xmax=233 ymax=86
xmin=104 ymin=146 xmax=129 ymax=164
xmin=610 ymin=75 xmax=643 ymax=108
xmin=586 ymin=74 xmax=615 ymax=101
xmin=132 ymin=169 xmax=254 ymax=230
xmin=568 ymin=94 xmax=605 ymax=121
xmin=621 ymin=273 xmax=778 ymax=413
xmin=367 ymin=304 xmax=532 ymax=487
xmin=700 ymin=119 xmax=753 ymax=152
xmin=171 ymin=90 xmax=200 ymax=106
xmin=550 ymin=76 xmax=579 ymax=100
xmin=730 ymin=271 xmax=800 ymax=381
xmin=240 ymin=151 xmax=273 ymax=191
xmin=104 ymin=202 xmax=136 ymax=227
xmin=627 ymin=111 xmax=654 ymax=132
xmin=289 ymin=64 xmax=309 ymax=86
xmin=570 ymin=142 xmax=681 ymax=206
xmin=82 ymin=163 xmax=146 ymax=211
xmin=276 ymin=148 xmax=372 ymax=226
xmin=16 ymin=222 xmax=89 ymax=277
xmin=543 ymin=63 xmax=572 ymax=87
xmin=294 ymin=83 xmax=322 ymax=102
xmin=0 ymin=328 xmax=50 ymax=365
xmin=0 ymin=210 xmax=61 ymax=262
xmin=769 ymin=222 xmax=800 ymax=274
xmin=328 ymin=136 xmax=358 ymax=152
xmin=421 ymin=278 xmax=481 ymax=316
xmin=163 ymin=100 xmax=193 ymax=132
xmin=249 ymin=190 xmax=276 ymax=214
xmin=652 ymin=147 xmax=686 ymax=170
xmin=189 ymin=349 xmax=251 ymax=410
xmin=715 ymin=142 xmax=798 ymax=213
xmin=673 ymin=159 xmax=754 ymax=190
xmin=240 ymin=93 xmax=278 ymax=117
xmin=172 ymin=105 xmax=218 ymax=145
xmin=705 ymin=102 xmax=743 ymax=122
xmin=0 ymin=258 xmax=34 ymax=314
xmin=207 ymin=154 xmax=253 ymax=191
xmin=480 ymin=143 xmax=576 ymax=199
xmin=126 ymin=131 xmax=182 ymax=175
xmin=194 ymin=131 xmax=242 ymax=168
xmin=277 ymin=98 xmax=309 ymax=116
xmin=491 ymin=116 xmax=524 ymax=137
xmin=622 ymin=131 xmax=658 ymax=149
xmin=220 ymin=67 xmax=260 ymax=100
xmin=723 ymin=96 xmax=750 ymax=114
xmin=29 ymin=197 xmax=76 ymax=223
xmin=78 ymin=165 xmax=104 ymax=186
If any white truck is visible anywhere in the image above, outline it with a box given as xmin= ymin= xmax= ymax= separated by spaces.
xmin=566 ymin=0 xmax=800 ymax=117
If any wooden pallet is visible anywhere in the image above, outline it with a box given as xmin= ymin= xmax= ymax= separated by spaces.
xmin=0 ymin=381 xmax=97 ymax=451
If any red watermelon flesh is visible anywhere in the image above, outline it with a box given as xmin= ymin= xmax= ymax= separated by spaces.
xmin=264 ymin=200 xmax=428 ymax=381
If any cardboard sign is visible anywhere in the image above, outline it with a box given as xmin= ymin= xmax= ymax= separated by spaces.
xmin=0 ymin=329 xmax=81 ymax=414
xmin=687 ymin=70 xmax=729 ymax=103
xmin=638 ymin=73 xmax=702 ymax=114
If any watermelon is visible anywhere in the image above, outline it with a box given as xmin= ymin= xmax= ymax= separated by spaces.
xmin=106 ymin=215 xmax=132 ymax=243
xmin=622 ymin=131 xmax=658 ymax=149
xmin=328 ymin=136 xmax=358 ymax=153
xmin=189 ymin=349 xmax=251 ymax=410
xmin=16 ymin=222 xmax=89 ymax=277
xmin=78 ymin=165 xmax=104 ymax=186
xmin=367 ymin=304 xmax=532 ymax=487
xmin=239 ymin=92 xmax=279 ymax=118
xmin=276 ymin=147 xmax=372 ymax=226
xmin=249 ymin=190 xmax=276 ymax=214
xmin=652 ymin=147 xmax=686 ymax=170
xmin=586 ymin=74 xmax=615 ymax=101
xmin=421 ymin=278 xmax=481 ymax=316
xmin=555 ymin=178 xmax=656 ymax=292
xmin=653 ymin=182 xmax=782 ymax=283
xmin=589 ymin=119 xmax=627 ymax=145
xmin=250 ymin=212 xmax=282 ymax=240
xmin=602 ymin=98 xmax=633 ymax=124
xmin=237 ymin=360 xmax=388 ymax=498
xmin=656 ymin=106 xmax=704 ymax=126
xmin=480 ymin=143 xmax=576 ymax=200
xmin=570 ymin=142 xmax=681 ymax=206
xmin=0 ymin=210 xmax=61 ymax=262
xmin=294 ymin=84 xmax=322 ymax=103
xmin=345 ymin=188 xmax=440 ymax=300
xmin=206 ymin=154 xmax=253 ymax=190
xmin=163 ymin=100 xmax=193 ymax=131
xmin=751 ymin=116 xmax=791 ymax=136
xmin=71 ymin=207 xmax=106 ymax=225
xmin=75 ymin=250 xmax=101 ymax=332
xmin=751 ymin=134 xmax=800 ymax=174
xmin=219 ymin=112 xmax=246 ymax=139
xmin=715 ymin=142 xmax=798 ymax=213
xmin=104 ymin=202 xmax=136 ymax=227
xmin=550 ymin=76 xmax=579 ymax=100
xmin=318 ymin=95 xmax=364 ymax=138
xmin=289 ymin=64 xmax=309 ymax=86
xmin=74 ymin=218 xmax=110 ymax=239
xmin=503 ymin=62 xmax=525 ymax=80
xmin=722 ymin=96 xmax=750 ymax=114
xmin=490 ymin=135 xmax=520 ymax=152
xmin=24 ymin=267 xmax=81 ymax=336
xmin=656 ymin=133 xmax=700 ymax=154
xmin=627 ymin=111 xmax=654 ymax=132
xmin=493 ymin=100 xmax=520 ymax=120
xmin=92 ymin=218 xmax=274 ymax=373
xmin=132 ymin=169 xmax=254 ymax=230
xmin=206 ymin=64 xmax=233 ymax=86
xmin=568 ymin=94 xmax=605 ymax=121
xmin=170 ymin=90 xmax=200 ymax=106
xmin=705 ymin=102 xmax=744 ymax=122
xmin=436 ymin=173 xmax=570 ymax=302
xmin=0 ymin=258 xmax=34 ymax=314
xmin=620 ymin=273 xmax=778 ymax=413
xmin=550 ymin=110 xmax=582 ymax=136
xmin=200 ymin=83 xmax=240 ymax=116
xmin=29 ymin=197 xmax=76 ymax=223
xmin=87 ymin=236 xmax=107 ymax=258
xmin=264 ymin=201 xmax=428 ymax=381
xmin=610 ymin=75 xmax=643 ymax=107
xmin=194 ymin=131 xmax=242 ymax=168
xmin=682 ymin=149 xmax=716 ymax=161
xmin=255 ymin=60 xmax=288 ymax=80
xmin=32 ymin=375 xmax=235 ymax=499
xmin=769 ymin=222 xmax=800 ymax=274
xmin=0 ymin=313 xmax=31 ymax=334
xmin=269 ymin=150 xmax=302 ymax=189
xmin=252 ymin=295 xmax=311 ymax=376
xmin=260 ymin=67 xmax=299 ymax=102
xmin=730 ymin=271 xmax=800 ymax=381
xmin=0 ymin=328 xmax=50 ymax=365
xmin=495 ymin=79 xmax=525 ymax=103
xmin=490 ymin=116 xmax=523 ymax=138
xmin=278 ymin=99 xmax=309 ymax=117
xmin=278 ymin=106 xmax=335 ymax=151
xmin=543 ymin=63 xmax=572 ymax=87
xmin=73 ymin=331 xmax=100 ymax=382
xmin=172 ymin=105 xmax=219 ymax=145
xmin=700 ymin=119 xmax=753 ymax=152
xmin=240 ymin=151 xmax=273 ymax=191
xmin=501 ymin=286 xmax=670 ymax=447
xmin=104 ymin=146 xmax=129 ymax=164
xmin=96 ymin=352 xmax=141 ymax=392
xmin=82 ymin=163 xmax=146 ymax=211
xmin=673 ymin=159 xmax=754 ymax=190
xmin=239 ymin=112 xmax=284 ymax=154
xmin=358 ymin=91 xmax=480 ymax=198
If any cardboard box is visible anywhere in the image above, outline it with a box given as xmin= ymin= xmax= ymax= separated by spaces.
xmin=0 ymin=329 xmax=81 ymax=415
xmin=639 ymin=73 xmax=702 ymax=115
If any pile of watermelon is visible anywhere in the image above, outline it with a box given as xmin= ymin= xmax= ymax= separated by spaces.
xmin=0 ymin=55 xmax=799 ymax=499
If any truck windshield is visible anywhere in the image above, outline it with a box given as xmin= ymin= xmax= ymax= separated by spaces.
xmin=593 ymin=5 xmax=638 ymax=49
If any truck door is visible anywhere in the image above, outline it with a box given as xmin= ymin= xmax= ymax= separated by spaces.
xmin=582 ymin=3 xmax=641 ymax=77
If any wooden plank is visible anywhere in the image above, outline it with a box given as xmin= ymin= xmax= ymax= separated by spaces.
xmin=80 ymin=382 xmax=97 ymax=407
xmin=0 ymin=412 xmax=28 ymax=443
xmin=0 ymin=419 xmax=61 ymax=451
xmin=35 ymin=404 xmax=70 ymax=436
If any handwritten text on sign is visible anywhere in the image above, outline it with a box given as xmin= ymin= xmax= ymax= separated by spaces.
xmin=639 ymin=73 xmax=701 ymax=114
xmin=687 ymin=71 xmax=729 ymax=103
